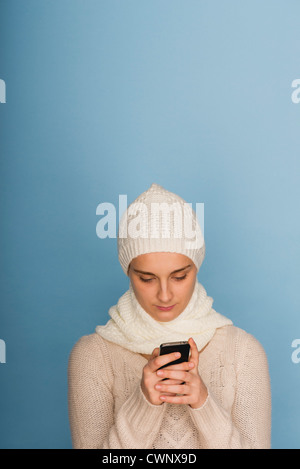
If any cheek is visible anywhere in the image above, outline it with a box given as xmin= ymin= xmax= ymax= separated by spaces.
xmin=131 ymin=279 xmax=153 ymax=304
xmin=177 ymin=276 xmax=196 ymax=300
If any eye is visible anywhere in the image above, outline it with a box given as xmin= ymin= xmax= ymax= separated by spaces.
xmin=140 ymin=277 xmax=154 ymax=283
xmin=173 ymin=274 xmax=187 ymax=281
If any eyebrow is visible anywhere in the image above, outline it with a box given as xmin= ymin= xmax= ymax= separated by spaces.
xmin=132 ymin=264 xmax=192 ymax=276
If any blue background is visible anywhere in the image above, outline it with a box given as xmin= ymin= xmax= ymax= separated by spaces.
xmin=0 ymin=0 xmax=299 ymax=449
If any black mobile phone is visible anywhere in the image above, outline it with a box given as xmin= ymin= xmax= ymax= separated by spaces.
xmin=159 ymin=341 xmax=190 ymax=369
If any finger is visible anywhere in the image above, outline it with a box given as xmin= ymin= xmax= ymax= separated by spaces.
xmin=155 ymin=383 xmax=189 ymax=395
xmin=148 ymin=351 xmax=181 ymax=372
xmin=161 ymin=379 xmax=185 ymax=386
xmin=156 ymin=369 xmax=190 ymax=382
xmin=188 ymin=337 xmax=199 ymax=368
xmin=158 ymin=361 xmax=194 ymax=373
xmin=151 ymin=347 xmax=160 ymax=359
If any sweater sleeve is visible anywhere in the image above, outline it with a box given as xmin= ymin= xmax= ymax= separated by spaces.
xmin=68 ymin=334 xmax=166 ymax=449
xmin=188 ymin=332 xmax=272 ymax=449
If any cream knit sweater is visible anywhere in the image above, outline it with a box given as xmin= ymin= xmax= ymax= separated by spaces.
xmin=68 ymin=325 xmax=271 ymax=449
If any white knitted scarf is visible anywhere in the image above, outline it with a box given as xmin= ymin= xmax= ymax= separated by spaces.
xmin=95 ymin=281 xmax=232 ymax=354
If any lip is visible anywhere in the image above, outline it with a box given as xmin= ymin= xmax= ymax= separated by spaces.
xmin=156 ymin=305 xmax=176 ymax=311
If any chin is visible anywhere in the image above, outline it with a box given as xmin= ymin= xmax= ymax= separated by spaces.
xmin=153 ymin=309 xmax=182 ymax=322
xmin=157 ymin=316 xmax=177 ymax=322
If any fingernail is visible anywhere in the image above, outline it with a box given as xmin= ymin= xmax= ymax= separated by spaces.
xmin=157 ymin=370 xmax=164 ymax=376
xmin=175 ymin=352 xmax=181 ymax=358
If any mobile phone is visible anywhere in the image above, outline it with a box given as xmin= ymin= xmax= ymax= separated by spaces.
xmin=159 ymin=341 xmax=190 ymax=369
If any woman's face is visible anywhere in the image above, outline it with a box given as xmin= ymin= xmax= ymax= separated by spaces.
xmin=128 ymin=252 xmax=197 ymax=322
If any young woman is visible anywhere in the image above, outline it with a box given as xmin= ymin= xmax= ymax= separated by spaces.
xmin=68 ymin=183 xmax=271 ymax=449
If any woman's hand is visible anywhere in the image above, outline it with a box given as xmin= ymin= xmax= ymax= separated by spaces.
xmin=141 ymin=348 xmax=190 ymax=406
xmin=141 ymin=338 xmax=208 ymax=409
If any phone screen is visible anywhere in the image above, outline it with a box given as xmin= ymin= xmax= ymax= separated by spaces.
xmin=159 ymin=341 xmax=190 ymax=369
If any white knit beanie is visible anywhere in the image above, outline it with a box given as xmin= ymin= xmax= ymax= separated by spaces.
xmin=118 ymin=183 xmax=205 ymax=275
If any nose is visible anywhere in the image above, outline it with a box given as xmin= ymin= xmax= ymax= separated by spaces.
xmin=157 ymin=280 xmax=173 ymax=304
